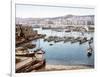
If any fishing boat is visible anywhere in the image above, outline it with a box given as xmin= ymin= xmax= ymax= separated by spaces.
xmin=71 ymin=37 xmax=83 ymax=43
xmin=16 ymin=52 xmax=35 ymax=57
xmin=79 ymin=37 xmax=88 ymax=44
xmin=24 ymin=43 xmax=36 ymax=49
xmin=49 ymin=43 xmax=53 ymax=46
xmin=87 ymin=47 xmax=93 ymax=57
xmin=16 ymin=47 xmax=34 ymax=57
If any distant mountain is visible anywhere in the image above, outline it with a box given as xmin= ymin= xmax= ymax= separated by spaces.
xmin=16 ymin=14 xmax=94 ymax=26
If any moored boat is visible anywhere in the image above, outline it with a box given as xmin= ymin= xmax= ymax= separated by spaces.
xmin=87 ymin=47 xmax=93 ymax=57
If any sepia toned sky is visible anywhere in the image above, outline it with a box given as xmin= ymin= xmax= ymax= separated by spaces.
xmin=16 ymin=4 xmax=94 ymax=18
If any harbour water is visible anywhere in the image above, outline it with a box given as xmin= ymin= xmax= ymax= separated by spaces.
xmin=29 ymin=28 xmax=94 ymax=66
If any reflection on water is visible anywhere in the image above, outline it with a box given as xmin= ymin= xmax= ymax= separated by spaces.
xmin=29 ymin=28 xmax=94 ymax=66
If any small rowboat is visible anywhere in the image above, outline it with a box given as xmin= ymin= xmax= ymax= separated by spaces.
xmin=16 ymin=52 xmax=35 ymax=57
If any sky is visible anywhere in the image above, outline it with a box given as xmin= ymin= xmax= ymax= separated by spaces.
xmin=16 ymin=4 xmax=95 ymax=18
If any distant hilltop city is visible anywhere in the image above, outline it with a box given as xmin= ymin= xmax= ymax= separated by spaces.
xmin=16 ymin=14 xmax=94 ymax=27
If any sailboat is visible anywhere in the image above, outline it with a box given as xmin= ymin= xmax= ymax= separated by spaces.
xmin=87 ymin=44 xmax=93 ymax=57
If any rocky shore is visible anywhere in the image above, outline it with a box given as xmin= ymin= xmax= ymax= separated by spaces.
xmin=15 ymin=24 xmax=46 ymax=73
xmin=16 ymin=24 xmax=46 ymax=47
